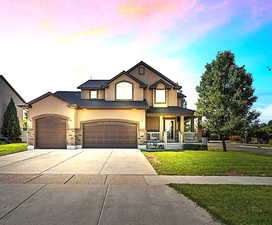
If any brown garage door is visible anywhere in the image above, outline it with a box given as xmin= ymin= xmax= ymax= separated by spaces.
xmin=36 ymin=116 xmax=66 ymax=149
xmin=83 ymin=121 xmax=137 ymax=148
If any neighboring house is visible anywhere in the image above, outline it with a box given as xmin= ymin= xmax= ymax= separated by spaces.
xmin=24 ymin=61 xmax=200 ymax=149
xmin=0 ymin=75 xmax=26 ymax=138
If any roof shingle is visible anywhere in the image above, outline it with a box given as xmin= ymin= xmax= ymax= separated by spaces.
xmin=77 ymin=80 xmax=109 ymax=90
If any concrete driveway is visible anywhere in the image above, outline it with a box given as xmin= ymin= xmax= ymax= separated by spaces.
xmin=0 ymin=149 xmax=156 ymax=175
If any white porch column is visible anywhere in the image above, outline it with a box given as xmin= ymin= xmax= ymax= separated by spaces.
xmin=159 ymin=115 xmax=164 ymax=141
xmin=180 ymin=115 xmax=184 ymax=143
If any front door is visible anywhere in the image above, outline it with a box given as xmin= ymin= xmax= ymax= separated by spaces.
xmin=165 ymin=119 xmax=175 ymax=141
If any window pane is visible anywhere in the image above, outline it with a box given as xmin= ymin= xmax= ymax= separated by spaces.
xmin=90 ymin=91 xmax=97 ymax=99
xmin=116 ymin=82 xmax=132 ymax=100
xmin=156 ymin=90 xmax=165 ymax=103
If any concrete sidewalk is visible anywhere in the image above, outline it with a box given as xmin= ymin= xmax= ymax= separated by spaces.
xmin=144 ymin=175 xmax=272 ymax=185
xmin=0 ymin=184 xmax=219 ymax=225
xmin=0 ymin=174 xmax=271 ymax=185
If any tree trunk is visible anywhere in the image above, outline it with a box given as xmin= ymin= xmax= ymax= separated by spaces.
xmin=222 ymin=137 xmax=227 ymax=152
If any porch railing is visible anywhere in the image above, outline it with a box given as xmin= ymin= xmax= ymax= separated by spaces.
xmin=184 ymin=132 xmax=200 ymax=143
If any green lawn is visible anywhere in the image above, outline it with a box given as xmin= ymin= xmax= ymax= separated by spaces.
xmin=0 ymin=143 xmax=27 ymax=156
xmin=169 ymin=184 xmax=272 ymax=225
xmin=144 ymin=151 xmax=272 ymax=176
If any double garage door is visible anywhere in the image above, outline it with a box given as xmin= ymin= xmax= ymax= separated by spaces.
xmin=83 ymin=121 xmax=137 ymax=148
xmin=36 ymin=117 xmax=137 ymax=149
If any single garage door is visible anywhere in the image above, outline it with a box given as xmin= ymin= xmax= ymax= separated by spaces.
xmin=83 ymin=121 xmax=137 ymax=148
xmin=36 ymin=116 xmax=66 ymax=149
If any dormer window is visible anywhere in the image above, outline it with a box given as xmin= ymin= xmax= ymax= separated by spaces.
xmin=155 ymin=89 xmax=166 ymax=103
xmin=138 ymin=67 xmax=145 ymax=75
xmin=90 ymin=90 xmax=97 ymax=99
xmin=116 ymin=81 xmax=133 ymax=100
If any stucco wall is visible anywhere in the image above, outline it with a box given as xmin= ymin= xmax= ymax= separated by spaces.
xmin=104 ymin=74 xmax=144 ymax=101
xmin=81 ymin=90 xmax=89 ymax=99
xmin=168 ymin=89 xmax=178 ymax=106
xmin=130 ymin=65 xmax=162 ymax=86
xmin=130 ymin=66 xmax=178 ymax=107
xmin=146 ymin=117 xmax=159 ymax=131
xmin=77 ymin=109 xmax=145 ymax=129
xmin=28 ymin=95 xmax=76 ymax=129
xmin=0 ymin=77 xmax=24 ymax=136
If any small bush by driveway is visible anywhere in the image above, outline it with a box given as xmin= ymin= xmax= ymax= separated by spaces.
xmin=0 ymin=143 xmax=27 ymax=157
xmin=144 ymin=151 xmax=272 ymax=176
xmin=170 ymin=184 xmax=272 ymax=225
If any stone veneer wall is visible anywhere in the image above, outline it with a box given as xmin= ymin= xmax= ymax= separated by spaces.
xmin=27 ymin=128 xmax=35 ymax=146
xmin=138 ymin=128 xmax=146 ymax=145
xmin=67 ymin=128 xmax=76 ymax=148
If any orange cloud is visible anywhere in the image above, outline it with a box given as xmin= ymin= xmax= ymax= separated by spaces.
xmin=58 ymin=25 xmax=110 ymax=43
xmin=119 ymin=0 xmax=179 ymax=20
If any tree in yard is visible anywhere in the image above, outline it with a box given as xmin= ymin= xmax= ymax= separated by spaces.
xmin=1 ymin=98 xmax=21 ymax=142
xmin=196 ymin=51 xmax=259 ymax=151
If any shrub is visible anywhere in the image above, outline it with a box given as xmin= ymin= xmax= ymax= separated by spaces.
xmin=1 ymin=98 xmax=21 ymax=142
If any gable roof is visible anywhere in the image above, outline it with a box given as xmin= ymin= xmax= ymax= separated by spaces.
xmin=77 ymin=80 xmax=109 ymax=90
xmin=103 ymin=71 xmax=147 ymax=88
xmin=27 ymin=92 xmax=71 ymax=106
xmin=127 ymin=61 xmax=182 ymax=89
xmin=0 ymin=75 xmax=26 ymax=103
xmin=149 ymin=79 xmax=173 ymax=89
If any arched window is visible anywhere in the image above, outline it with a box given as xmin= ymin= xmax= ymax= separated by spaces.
xmin=116 ymin=82 xmax=133 ymax=100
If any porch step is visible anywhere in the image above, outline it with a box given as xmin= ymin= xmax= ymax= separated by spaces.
xmin=165 ymin=143 xmax=182 ymax=149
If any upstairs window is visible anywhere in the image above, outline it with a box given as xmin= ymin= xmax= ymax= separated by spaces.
xmin=138 ymin=67 xmax=145 ymax=75
xmin=155 ymin=89 xmax=166 ymax=103
xmin=116 ymin=82 xmax=133 ymax=100
xmin=90 ymin=90 xmax=97 ymax=99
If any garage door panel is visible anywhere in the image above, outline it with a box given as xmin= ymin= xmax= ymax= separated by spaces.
xmin=83 ymin=121 xmax=137 ymax=148
xmin=36 ymin=117 xmax=66 ymax=149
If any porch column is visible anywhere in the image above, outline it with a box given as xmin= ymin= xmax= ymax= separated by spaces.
xmin=159 ymin=115 xmax=164 ymax=141
xmin=191 ymin=116 xmax=194 ymax=132
xmin=180 ymin=115 xmax=184 ymax=143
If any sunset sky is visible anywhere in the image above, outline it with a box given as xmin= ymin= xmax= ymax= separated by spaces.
xmin=1 ymin=0 xmax=271 ymax=121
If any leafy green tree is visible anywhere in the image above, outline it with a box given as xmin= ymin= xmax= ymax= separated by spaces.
xmin=1 ymin=98 xmax=21 ymax=142
xmin=196 ymin=51 xmax=259 ymax=151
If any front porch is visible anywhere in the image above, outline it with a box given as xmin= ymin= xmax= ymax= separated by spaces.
xmin=145 ymin=108 xmax=202 ymax=149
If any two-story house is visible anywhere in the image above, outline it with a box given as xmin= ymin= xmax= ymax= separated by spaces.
xmin=24 ymin=61 xmax=199 ymax=149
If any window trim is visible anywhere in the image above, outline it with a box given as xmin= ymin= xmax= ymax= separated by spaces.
xmin=155 ymin=89 xmax=166 ymax=104
xmin=115 ymin=81 xmax=134 ymax=101
xmin=89 ymin=90 xmax=98 ymax=99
